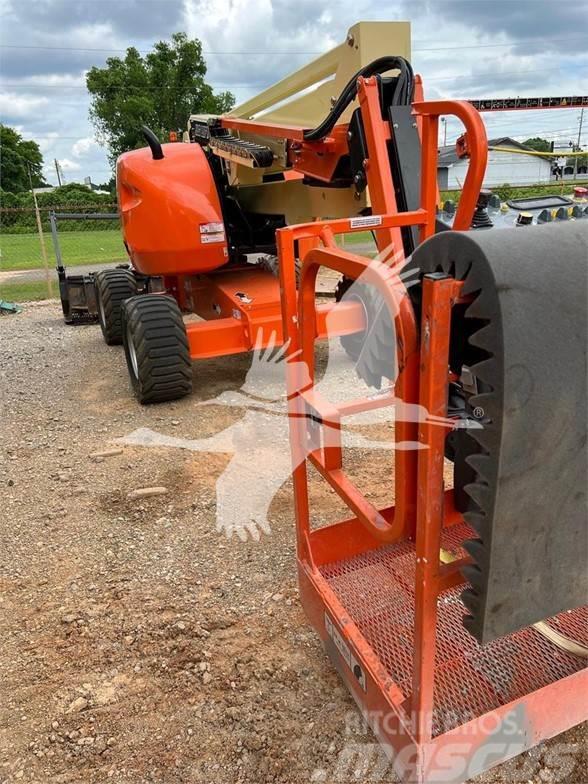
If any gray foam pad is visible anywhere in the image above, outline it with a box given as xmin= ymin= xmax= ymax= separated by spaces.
xmin=409 ymin=223 xmax=587 ymax=643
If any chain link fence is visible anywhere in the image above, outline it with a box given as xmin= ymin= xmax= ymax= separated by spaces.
xmin=0 ymin=204 xmax=127 ymax=303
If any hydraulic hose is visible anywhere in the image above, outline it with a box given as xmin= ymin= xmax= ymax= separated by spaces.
xmin=303 ymin=56 xmax=414 ymax=142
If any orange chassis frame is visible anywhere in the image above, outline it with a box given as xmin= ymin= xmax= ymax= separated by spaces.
xmin=271 ymin=94 xmax=588 ymax=784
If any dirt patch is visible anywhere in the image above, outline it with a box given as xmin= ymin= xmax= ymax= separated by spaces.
xmin=0 ymin=301 xmax=585 ymax=784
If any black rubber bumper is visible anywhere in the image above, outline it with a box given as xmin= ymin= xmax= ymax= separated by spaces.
xmin=410 ymin=222 xmax=587 ymax=643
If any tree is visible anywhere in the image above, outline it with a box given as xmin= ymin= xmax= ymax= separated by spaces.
xmin=567 ymin=152 xmax=587 ymax=170
xmin=0 ymin=124 xmax=47 ymax=193
xmin=96 ymin=176 xmax=116 ymax=195
xmin=86 ymin=33 xmax=235 ymax=166
xmin=522 ymin=137 xmax=552 ymax=153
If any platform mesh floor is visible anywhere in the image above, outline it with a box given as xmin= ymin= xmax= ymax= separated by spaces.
xmin=319 ymin=524 xmax=588 ymax=736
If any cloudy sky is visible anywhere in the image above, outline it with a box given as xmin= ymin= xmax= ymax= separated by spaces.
xmin=1 ymin=0 xmax=586 ymax=186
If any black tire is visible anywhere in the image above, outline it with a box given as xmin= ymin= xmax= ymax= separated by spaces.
xmin=258 ymin=255 xmax=302 ymax=286
xmin=96 ymin=269 xmax=138 ymax=345
xmin=121 ymin=295 xmax=192 ymax=404
xmin=334 ymin=276 xmax=383 ymax=362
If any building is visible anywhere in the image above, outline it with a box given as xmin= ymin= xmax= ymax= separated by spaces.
xmin=437 ymin=137 xmax=553 ymax=190
xmin=83 ymin=176 xmax=111 ymax=195
xmin=32 ymin=177 xmax=110 ymax=196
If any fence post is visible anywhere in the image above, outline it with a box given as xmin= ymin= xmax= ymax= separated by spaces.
xmin=49 ymin=212 xmax=63 ymax=272
xmin=31 ymin=190 xmax=53 ymax=298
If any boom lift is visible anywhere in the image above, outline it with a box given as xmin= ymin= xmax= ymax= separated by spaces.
xmin=101 ymin=22 xmax=419 ymax=402
xmin=98 ymin=22 xmax=586 ymax=781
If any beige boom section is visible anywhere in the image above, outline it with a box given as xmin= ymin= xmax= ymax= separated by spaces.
xmin=185 ymin=22 xmax=412 ymax=221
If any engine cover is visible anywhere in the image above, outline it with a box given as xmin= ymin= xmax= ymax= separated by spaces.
xmin=117 ymin=142 xmax=228 ymax=276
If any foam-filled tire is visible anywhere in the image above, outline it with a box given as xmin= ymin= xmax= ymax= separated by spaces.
xmin=96 ymin=269 xmax=138 ymax=345
xmin=121 ymin=294 xmax=192 ymax=405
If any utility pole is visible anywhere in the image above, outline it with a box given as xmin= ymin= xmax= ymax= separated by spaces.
xmin=54 ymin=158 xmax=65 ymax=186
xmin=441 ymin=117 xmax=447 ymax=146
xmin=54 ymin=158 xmax=62 ymax=187
xmin=573 ymin=108 xmax=584 ymax=180
xmin=28 ymin=164 xmax=53 ymax=298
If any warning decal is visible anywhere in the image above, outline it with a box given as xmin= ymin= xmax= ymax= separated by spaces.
xmin=350 ymin=215 xmax=383 ymax=229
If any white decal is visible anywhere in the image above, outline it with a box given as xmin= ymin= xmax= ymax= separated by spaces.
xmin=200 ymin=221 xmax=225 ymax=234
xmin=350 ymin=215 xmax=383 ymax=229
xmin=201 ymin=232 xmax=226 ymax=244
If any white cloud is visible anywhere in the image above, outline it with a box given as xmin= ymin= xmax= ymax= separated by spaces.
xmin=37 ymin=132 xmax=60 ymax=153
xmin=0 ymin=92 xmax=49 ymax=118
xmin=184 ymin=0 xmax=337 ymax=90
xmin=18 ymin=72 xmax=88 ymax=88
xmin=1 ymin=1 xmax=586 ymax=186
xmin=72 ymin=136 xmax=97 ymax=157
xmin=58 ymin=158 xmax=81 ymax=171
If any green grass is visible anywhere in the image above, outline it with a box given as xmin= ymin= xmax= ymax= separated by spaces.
xmin=4 ymin=181 xmax=584 ymax=275
xmin=336 ymin=231 xmax=375 ymax=246
xmin=0 ymin=229 xmax=127 ymax=271
xmin=440 ymin=180 xmax=588 ymax=204
xmin=0 ymin=280 xmax=56 ymax=302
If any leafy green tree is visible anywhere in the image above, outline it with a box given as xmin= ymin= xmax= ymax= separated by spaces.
xmin=0 ymin=187 xmax=20 ymax=207
xmin=3 ymin=184 xmax=115 ymax=232
xmin=86 ymin=33 xmax=235 ymax=165
xmin=0 ymin=125 xmax=47 ymax=193
xmin=96 ymin=176 xmax=116 ymax=195
xmin=567 ymin=153 xmax=587 ymax=169
xmin=36 ymin=182 xmax=111 ymax=207
xmin=522 ymin=137 xmax=552 ymax=153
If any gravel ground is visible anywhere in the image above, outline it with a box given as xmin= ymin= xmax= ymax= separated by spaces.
xmin=0 ymin=300 xmax=585 ymax=784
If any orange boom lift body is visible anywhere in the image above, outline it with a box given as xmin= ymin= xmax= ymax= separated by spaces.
xmin=105 ymin=22 xmax=586 ymax=782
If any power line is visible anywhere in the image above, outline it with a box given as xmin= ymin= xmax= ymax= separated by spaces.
xmin=446 ymin=122 xmax=587 ymax=138
xmin=0 ymin=82 xmax=258 ymax=89
xmin=2 ymin=65 xmax=586 ymax=92
xmin=444 ymin=121 xmax=585 ymax=135
xmin=1 ymin=70 xmax=584 ymax=91
xmin=0 ymin=34 xmax=586 ymax=55
xmin=17 ymin=120 xmax=588 ymax=144
xmin=0 ymin=45 xmax=321 ymax=55
xmin=413 ymin=35 xmax=587 ymax=52
xmin=426 ymin=69 xmax=580 ymax=83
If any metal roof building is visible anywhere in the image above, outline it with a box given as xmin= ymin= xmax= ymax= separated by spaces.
xmin=437 ymin=137 xmax=553 ymax=190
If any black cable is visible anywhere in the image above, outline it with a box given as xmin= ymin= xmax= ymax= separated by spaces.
xmin=303 ymin=56 xmax=414 ymax=142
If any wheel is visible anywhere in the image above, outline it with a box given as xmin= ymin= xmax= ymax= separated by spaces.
xmin=95 ymin=269 xmax=138 ymax=345
xmin=334 ymin=276 xmax=386 ymax=363
xmin=121 ymin=294 xmax=193 ymax=404
xmin=258 ymin=254 xmax=302 ymax=285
